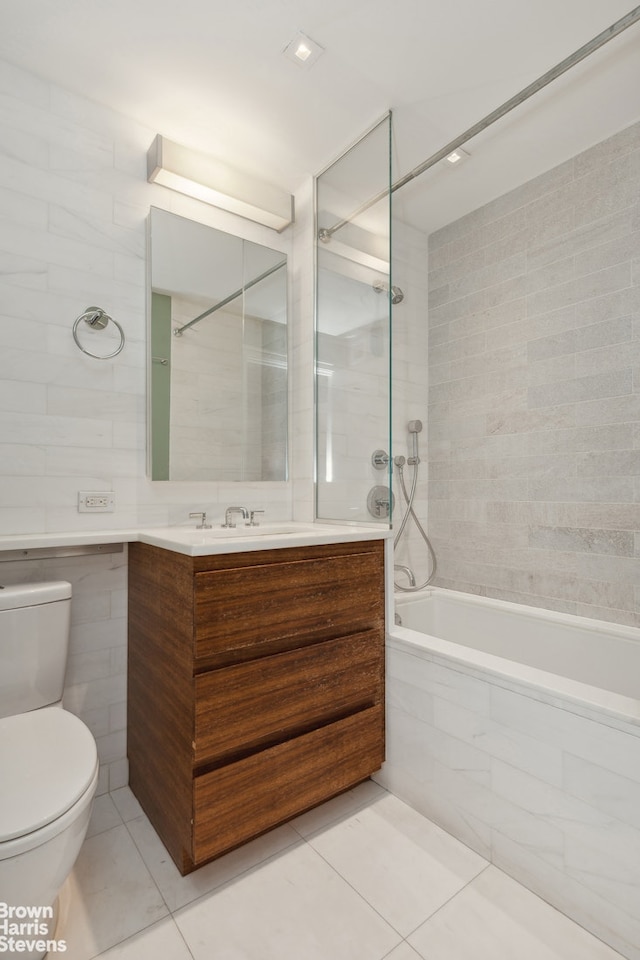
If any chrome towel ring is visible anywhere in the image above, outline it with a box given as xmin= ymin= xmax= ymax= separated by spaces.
xmin=72 ymin=306 xmax=125 ymax=359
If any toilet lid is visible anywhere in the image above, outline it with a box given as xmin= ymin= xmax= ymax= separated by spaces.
xmin=0 ymin=709 xmax=98 ymax=842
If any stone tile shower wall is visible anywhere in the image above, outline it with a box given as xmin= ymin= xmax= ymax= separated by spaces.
xmin=390 ymin=219 xmax=430 ymax=582
xmin=427 ymin=120 xmax=640 ymax=627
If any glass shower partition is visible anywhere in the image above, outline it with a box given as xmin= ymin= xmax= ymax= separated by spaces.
xmin=315 ymin=115 xmax=393 ymax=524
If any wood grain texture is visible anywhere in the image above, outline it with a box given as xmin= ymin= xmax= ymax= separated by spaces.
xmin=192 ymin=705 xmax=385 ymax=865
xmin=194 ymin=629 xmax=383 ymax=766
xmin=127 ymin=541 xmax=196 ymax=872
xmin=194 ymin=545 xmax=384 ymax=665
xmin=128 ymin=538 xmax=386 ymax=875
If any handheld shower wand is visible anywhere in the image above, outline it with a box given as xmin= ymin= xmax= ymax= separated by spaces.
xmin=393 ymin=419 xmax=436 ymax=591
xmin=407 ymin=419 xmax=422 ymax=465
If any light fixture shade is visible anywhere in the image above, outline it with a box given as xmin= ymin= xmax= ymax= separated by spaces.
xmin=147 ymin=135 xmax=294 ymax=232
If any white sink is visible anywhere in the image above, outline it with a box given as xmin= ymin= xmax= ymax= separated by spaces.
xmin=136 ymin=522 xmax=388 ymax=556
xmin=139 ymin=522 xmax=318 ymax=544
xmin=184 ymin=523 xmax=314 ymax=540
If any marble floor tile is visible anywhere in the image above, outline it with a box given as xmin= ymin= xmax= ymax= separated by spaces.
xmin=384 ymin=943 xmax=425 ymax=960
xmin=86 ymin=792 xmax=124 ymax=838
xmin=58 ymin=824 xmax=168 ymax=960
xmin=89 ymin=918 xmax=193 ymax=960
xmin=126 ymin=812 xmax=302 ymax=912
xmin=174 ymin=841 xmax=402 ymax=960
xmin=291 ymin=777 xmax=387 ymax=838
xmin=305 ymin=791 xmax=489 ymax=936
xmin=407 ymin=865 xmax=625 ymax=960
xmin=110 ymin=785 xmax=145 ymax=822
xmin=66 ymin=784 xmax=629 ymax=960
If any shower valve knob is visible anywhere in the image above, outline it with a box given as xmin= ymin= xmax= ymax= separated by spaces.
xmin=371 ymin=449 xmax=390 ymax=470
xmin=367 ymin=485 xmax=395 ymax=519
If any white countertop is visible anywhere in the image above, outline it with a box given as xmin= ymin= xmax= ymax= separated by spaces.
xmin=0 ymin=523 xmax=391 ymax=557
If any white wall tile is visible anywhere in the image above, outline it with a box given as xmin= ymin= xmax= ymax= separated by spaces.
xmin=383 ymin=642 xmax=640 ymax=959
xmin=0 ymin=57 xmax=300 ymax=789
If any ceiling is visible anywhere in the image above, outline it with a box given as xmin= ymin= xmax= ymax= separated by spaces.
xmin=1 ymin=1 xmax=639 ymax=233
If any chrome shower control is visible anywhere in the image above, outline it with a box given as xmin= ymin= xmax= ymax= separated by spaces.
xmin=371 ymin=449 xmax=390 ymax=470
xmin=367 ymin=485 xmax=395 ymax=519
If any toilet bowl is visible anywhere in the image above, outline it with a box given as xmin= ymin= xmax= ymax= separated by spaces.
xmin=0 ymin=712 xmax=98 ymax=959
xmin=0 ymin=582 xmax=99 ymax=960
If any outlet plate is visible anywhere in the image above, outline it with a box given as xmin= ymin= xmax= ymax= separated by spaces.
xmin=78 ymin=491 xmax=115 ymax=513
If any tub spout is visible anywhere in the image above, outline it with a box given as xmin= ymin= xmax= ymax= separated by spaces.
xmin=394 ymin=564 xmax=416 ymax=587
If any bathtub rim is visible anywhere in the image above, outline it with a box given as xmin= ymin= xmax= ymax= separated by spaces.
xmin=395 ymin=586 xmax=640 ymax=644
xmin=389 ymin=587 xmax=640 ymax=735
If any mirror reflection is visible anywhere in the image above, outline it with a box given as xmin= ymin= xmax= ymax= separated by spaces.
xmin=148 ymin=207 xmax=288 ymax=481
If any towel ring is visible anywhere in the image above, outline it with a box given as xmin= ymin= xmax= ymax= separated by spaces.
xmin=72 ymin=306 xmax=125 ymax=359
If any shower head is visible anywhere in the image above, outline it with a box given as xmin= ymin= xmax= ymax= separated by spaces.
xmin=408 ymin=419 xmax=423 ymax=434
xmin=373 ymin=280 xmax=405 ymax=304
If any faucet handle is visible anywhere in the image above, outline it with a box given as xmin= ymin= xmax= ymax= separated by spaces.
xmin=247 ymin=510 xmax=265 ymax=527
xmin=189 ymin=511 xmax=212 ymax=530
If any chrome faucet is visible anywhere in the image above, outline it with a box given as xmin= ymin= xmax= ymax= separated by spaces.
xmin=222 ymin=506 xmax=249 ymax=528
xmin=189 ymin=511 xmax=212 ymax=529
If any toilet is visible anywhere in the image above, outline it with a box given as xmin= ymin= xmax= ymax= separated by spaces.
xmin=0 ymin=581 xmax=98 ymax=959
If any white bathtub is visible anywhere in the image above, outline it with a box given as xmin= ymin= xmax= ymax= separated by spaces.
xmin=380 ymin=588 xmax=640 ymax=960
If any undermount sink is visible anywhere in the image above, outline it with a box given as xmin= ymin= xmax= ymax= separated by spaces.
xmin=135 ymin=521 xmax=384 ymax=557
xmin=183 ymin=523 xmax=314 ymax=540
xmin=139 ymin=522 xmax=318 ymax=544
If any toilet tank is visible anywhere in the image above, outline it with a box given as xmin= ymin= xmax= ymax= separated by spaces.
xmin=0 ymin=581 xmax=72 ymax=720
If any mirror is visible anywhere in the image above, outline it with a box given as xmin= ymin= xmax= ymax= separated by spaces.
xmin=148 ymin=208 xmax=288 ymax=481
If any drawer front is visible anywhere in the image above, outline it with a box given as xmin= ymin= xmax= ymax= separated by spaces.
xmin=192 ymin=705 xmax=384 ymax=865
xmin=193 ymin=631 xmax=383 ymax=766
xmin=193 ymin=547 xmax=384 ymax=664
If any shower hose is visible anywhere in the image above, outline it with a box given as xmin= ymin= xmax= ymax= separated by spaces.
xmin=393 ymin=456 xmax=437 ymax=592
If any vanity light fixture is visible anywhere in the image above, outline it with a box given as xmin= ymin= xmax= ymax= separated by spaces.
xmin=283 ymin=31 xmax=325 ymax=68
xmin=146 ymin=135 xmax=294 ymax=232
xmin=445 ymin=146 xmax=470 ymax=166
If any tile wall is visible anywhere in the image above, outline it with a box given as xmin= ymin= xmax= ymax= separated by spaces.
xmin=0 ymin=57 xmax=313 ymax=789
xmin=379 ymin=642 xmax=640 ymax=960
xmin=427 ymin=120 xmax=640 ymax=627
xmin=169 ymin=297 xmax=287 ymax=482
xmin=391 ymin=219 xmax=430 ymax=582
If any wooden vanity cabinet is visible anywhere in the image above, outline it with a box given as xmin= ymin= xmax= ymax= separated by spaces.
xmin=127 ymin=538 xmax=385 ymax=874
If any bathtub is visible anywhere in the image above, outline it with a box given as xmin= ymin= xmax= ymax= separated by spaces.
xmin=379 ymin=587 xmax=640 ymax=960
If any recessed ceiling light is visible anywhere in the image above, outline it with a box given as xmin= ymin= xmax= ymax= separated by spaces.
xmin=445 ymin=147 xmax=470 ymax=166
xmin=283 ymin=31 xmax=325 ymax=68
xmin=295 ymin=42 xmax=312 ymax=62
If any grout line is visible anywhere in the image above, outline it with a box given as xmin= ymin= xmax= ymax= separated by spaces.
xmin=403 ymin=860 xmax=492 ymax=942
xmin=119 ymin=815 xmax=174 ymax=916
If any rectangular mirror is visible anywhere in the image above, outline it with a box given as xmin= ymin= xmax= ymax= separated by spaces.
xmin=148 ymin=207 xmax=288 ymax=481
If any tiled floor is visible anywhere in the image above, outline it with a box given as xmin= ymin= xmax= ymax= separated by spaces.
xmin=57 ymin=780 xmax=626 ymax=960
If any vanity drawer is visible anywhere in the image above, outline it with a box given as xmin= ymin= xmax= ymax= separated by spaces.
xmin=193 ymin=547 xmax=384 ymax=664
xmin=192 ymin=705 xmax=384 ymax=865
xmin=193 ymin=631 xmax=383 ymax=766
